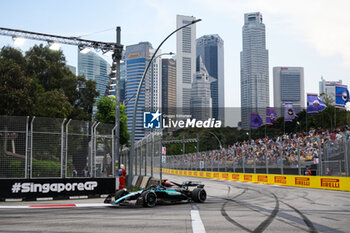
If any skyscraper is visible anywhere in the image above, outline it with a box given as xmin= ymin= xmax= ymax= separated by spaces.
xmin=124 ymin=42 xmax=154 ymax=141
xmin=150 ymin=54 xmax=162 ymax=111
xmin=162 ymin=58 xmax=176 ymax=116
xmin=176 ymin=15 xmax=197 ymax=114
xmin=78 ymin=50 xmax=111 ymax=100
xmin=191 ymin=56 xmax=212 ymax=121
xmin=196 ymin=34 xmax=225 ymax=123
xmin=240 ymin=12 xmax=269 ymax=129
xmin=273 ymin=67 xmax=305 ymax=116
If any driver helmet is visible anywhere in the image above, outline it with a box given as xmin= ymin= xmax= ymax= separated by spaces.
xmin=161 ymin=180 xmax=173 ymax=187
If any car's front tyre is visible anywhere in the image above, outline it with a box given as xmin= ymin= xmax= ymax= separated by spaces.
xmin=141 ymin=190 xmax=157 ymax=207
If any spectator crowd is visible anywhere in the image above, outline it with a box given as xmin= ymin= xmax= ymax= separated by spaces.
xmin=169 ymin=127 xmax=350 ymax=170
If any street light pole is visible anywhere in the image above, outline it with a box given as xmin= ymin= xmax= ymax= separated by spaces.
xmin=128 ymin=19 xmax=202 ymax=190
xmin=209 ymin=131 xmax=222 ymax=149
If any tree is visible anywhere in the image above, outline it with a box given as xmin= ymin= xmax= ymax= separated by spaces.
xmin=0 ymin=47 xmax=37 ymax=116
xmin=35 ymin=89 xmax=73 ymax=118
xmin=0 ymin=45 xmax=99 ymax=120
xmin=95 ymin=96 xmax=130 ymax=146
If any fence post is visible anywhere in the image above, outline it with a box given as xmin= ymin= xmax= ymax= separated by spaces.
xmin=137 ymin=141 xmax=140 ymax=176
xmin=253 ymin=146 xmax=256 ymax=174
xmin=111 ymin=125 xmax=117 ymax=177
xmin=263 ymin=143 xmax=268 ymax=174
xmin=182 ymin=136 xmax=185 ymax=170
xmin=145 ymin=136 xmax=148 ymax=176
xmin=90 ymin=122 xmax=96 ymax=178
xmin=29 ymin=116 xmax=35 ymax=179
xmin=64 ymin=119 xmax=71 ymax=178
xmin=243 ymin=154 xmax=245 ymax=173
xmin=25 ymin=116 xmax=29 ymax=179
xmin=93 ymin=122 xmax=100 ymax=178
xmin=233 ymin=152 xmax=235 ymax=173
xmin=297 ymin=139 xmax=301 ymax=175
xmin=159 ymin=135 xmax=162 ymax=180
xmin=277 ymin=142 xmax=284 ymax=175
xmin=344 ymin=137 xmax=349 ymax=176
xmin=224 ymin=151 xmax=227 ymax=172
xmin=151 ymin=133 xmax=154 ymax=177
xmin=144 ymin=136 xmax=147 ymax=175
xmin=316 ymin=137 xmax=322 ymax=176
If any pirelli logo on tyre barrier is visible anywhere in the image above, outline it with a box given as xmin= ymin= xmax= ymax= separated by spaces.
xmin=162 ymin=169 xmax=350 ymax=192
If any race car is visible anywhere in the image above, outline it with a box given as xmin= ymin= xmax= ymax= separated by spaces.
xmin=104 ymin=180 xmax=207 ymax=207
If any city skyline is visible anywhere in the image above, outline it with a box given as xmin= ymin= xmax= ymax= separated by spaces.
xmin=1 ymin=0 xmax=349 ymax=126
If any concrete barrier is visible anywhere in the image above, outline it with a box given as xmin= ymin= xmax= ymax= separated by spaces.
xmin=132 ymin=176 xmax=139 ymax=187
xmin=139 ymin=176 xmax=151 ymax=189
xmin=135 ymin=176 xmax=143 ymax=189
xmin=162 ymin=168 xmax=350 ymax=192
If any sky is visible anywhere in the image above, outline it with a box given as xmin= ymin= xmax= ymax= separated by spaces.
xmin=1 ymin=0 xmax=350 ymax=114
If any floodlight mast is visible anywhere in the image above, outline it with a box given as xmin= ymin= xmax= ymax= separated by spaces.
xmin=0 ymin=27 xmax=121 ymax=53
xmin=0 ymin=26 xmax=123 ymax=178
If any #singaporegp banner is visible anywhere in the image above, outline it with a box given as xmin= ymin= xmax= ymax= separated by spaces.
xmin=163 ymin=169 xmax=350 ymax=192
xmin=0 ymin=178 xmax=115 ymax=200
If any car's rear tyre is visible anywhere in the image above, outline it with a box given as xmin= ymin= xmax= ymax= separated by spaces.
xmin=141 ymin=190 xmax=157 ymax=207
xmin=192 ymin=188 xmax=206 ymax=203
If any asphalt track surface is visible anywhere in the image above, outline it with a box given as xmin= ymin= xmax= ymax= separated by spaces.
xmin=1 ymin=174 xmax=350 ymax=233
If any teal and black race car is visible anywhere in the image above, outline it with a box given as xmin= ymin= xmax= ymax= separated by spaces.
xmin=104 ymin=180 xmax=207 ymax=207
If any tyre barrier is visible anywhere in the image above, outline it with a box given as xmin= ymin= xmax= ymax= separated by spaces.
xmin=163 ymin=169 xmax=350 ymax=192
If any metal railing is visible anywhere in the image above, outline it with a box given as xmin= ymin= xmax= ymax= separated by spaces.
xmin=1 ymin=115 xmax=349 ymax=179
xmin=0 ymin=116 xmax=115 ymax=179
xmin=163 ymin=136 xmax=350 ymax=177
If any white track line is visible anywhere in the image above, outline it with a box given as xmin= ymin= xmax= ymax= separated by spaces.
xmin=191 ymin=209 xmax=206 ymax=233
xmin=0 ymin=206 xmax=30 ymax=209
xmin=0 ymin=203 xmax=112 ymax=209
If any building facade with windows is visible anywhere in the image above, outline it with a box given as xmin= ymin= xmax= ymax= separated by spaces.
xmin=162 ymin=58 xmax=176 ymax=116
xmin=176 ymin=14 xmax=197 ymax=114
xmin=240 ymin=12 xmax=269 ymax=129
xmin=319 ymin=76 xmax=342 ymax=105
xmin=78 ymin=50 xmax=111 ymax=99
xmin=273 ymin=67 xmax=305 ymax=116
xmin=196 ymin=34 xmax=225 ymax=123
xmin=124 ymin=42 xmax=154 ymax=141
xmin=191 ymin=56 xmax=212 ymax=121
